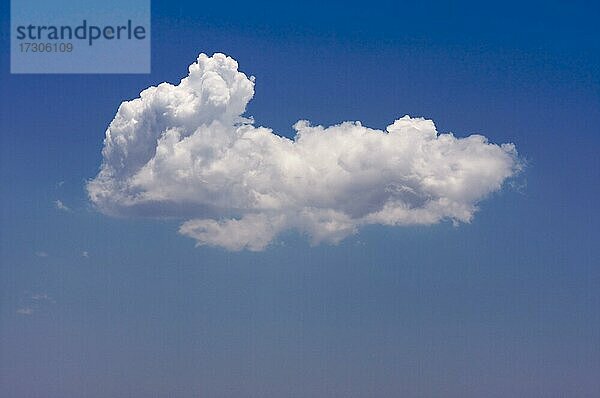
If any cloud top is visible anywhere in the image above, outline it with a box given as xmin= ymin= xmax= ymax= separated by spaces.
xmin=88 ymin=53 xmax=520 ymax=250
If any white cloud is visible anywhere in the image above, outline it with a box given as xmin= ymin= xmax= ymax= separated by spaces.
xmin=17 ymin=292 xmax=55 ymax=315
xmin=35 ymin=251 xmax=48 ymax=258
xmin=30 ymin=293 xmax=53 ymax=302
xmin=88 ymin=53 xmax=521 ymax=251
xmin=82 ymin=251 xmax=89 ymax=258
xmin=54 ymin=199 xmax=70 ymax=212
xmin=16 ymin=307 xmax=34 ymax=315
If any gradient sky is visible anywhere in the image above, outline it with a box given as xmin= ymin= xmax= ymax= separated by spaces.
xmin=1 ymin=1 xmax=599 ymax=397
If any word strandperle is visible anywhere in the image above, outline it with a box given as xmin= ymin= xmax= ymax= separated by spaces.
xmin=15 ymin=20 xmax=146 ymax=46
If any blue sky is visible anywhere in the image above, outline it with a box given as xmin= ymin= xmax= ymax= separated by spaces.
xmin=1 ymin=1 xmax=599 ymax=397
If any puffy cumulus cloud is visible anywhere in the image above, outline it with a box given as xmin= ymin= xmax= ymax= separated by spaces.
xmin=88 ymin=53 xmax=520 ymax=251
